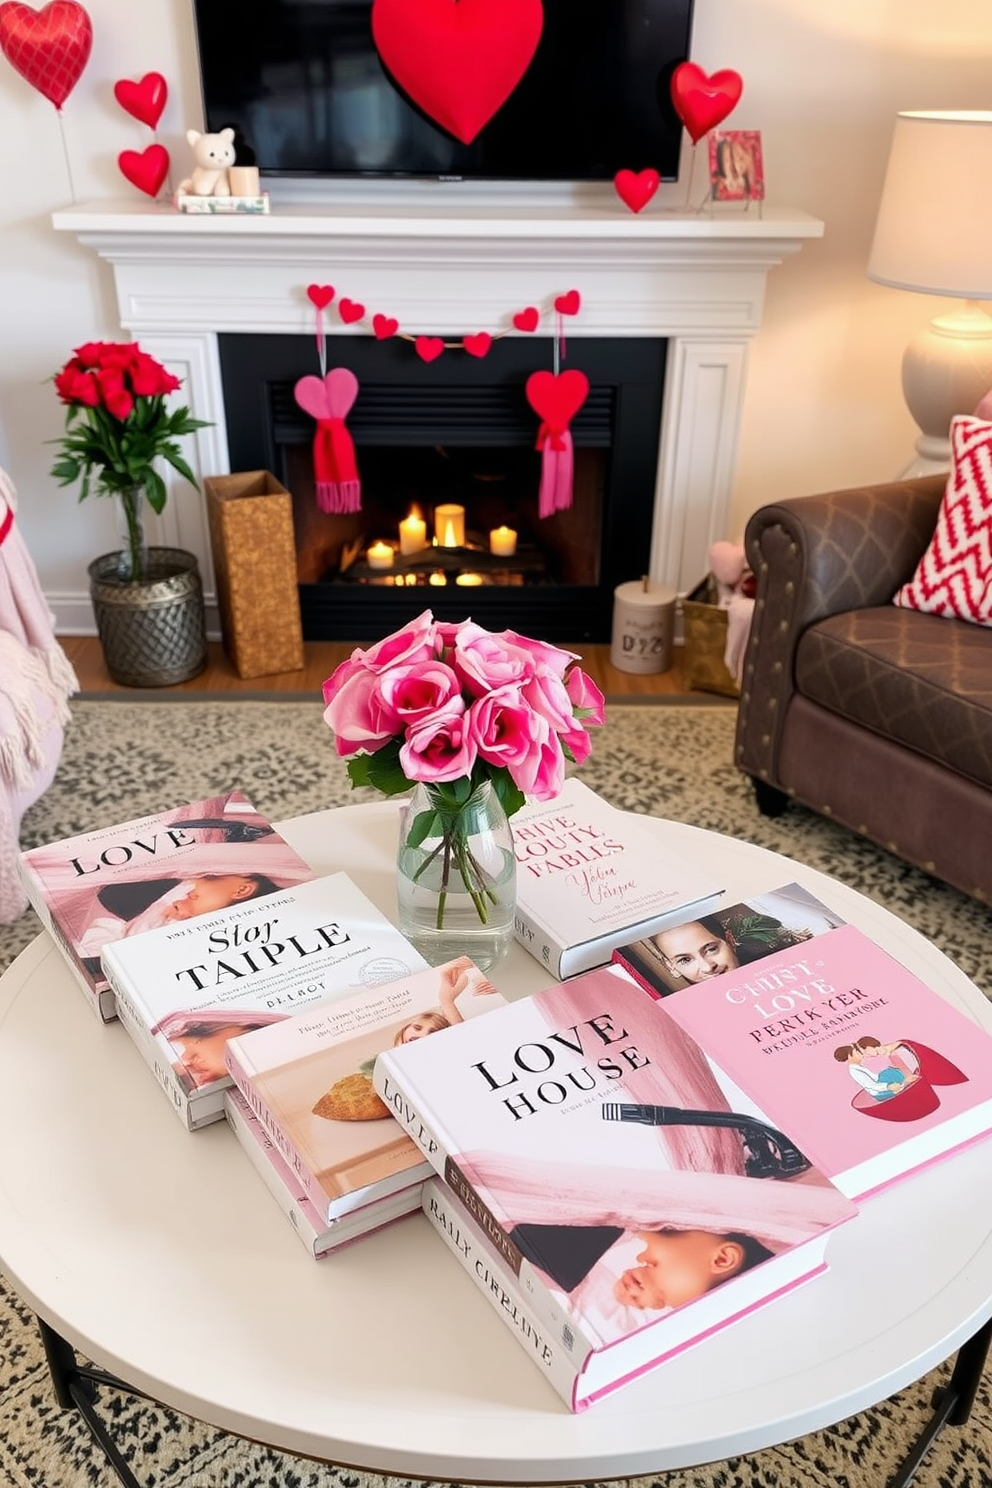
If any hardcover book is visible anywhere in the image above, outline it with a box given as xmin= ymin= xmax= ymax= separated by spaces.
xmin=620 ymin=902 xmax=992 ymax=1201
xmin=225 ymin=958 xmax=507 ymax=1223
xmin=510 ymin=777 xmax=722 ymax=979
xmin=100 ymin=871 xmax=428 ymax=1130
xmin=17 ymin=789 xmax=314 ymax=1022
xmin=374 ymin=966 xmax=856 ymax=1400
xmin=223 ymin=1088 xmax=422 ymax=1258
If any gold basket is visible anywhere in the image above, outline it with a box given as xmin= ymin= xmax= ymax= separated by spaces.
xmin=681 ymin=575 xmax=740 ymax=698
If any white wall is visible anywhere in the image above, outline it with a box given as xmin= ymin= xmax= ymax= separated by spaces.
xmin=1 ymin=0 xmax=990 ymax=626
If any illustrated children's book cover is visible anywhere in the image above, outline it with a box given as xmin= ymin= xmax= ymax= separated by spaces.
xmin=226 ymin=957 xmax=507 ymax=1223
xmin=374 ymin=965 xmax=856 ymax=1387
xmin=18 ymin=789 xmax=315 ymax=1022
xmin=101 ymin=871 xmax=428 ymax=1131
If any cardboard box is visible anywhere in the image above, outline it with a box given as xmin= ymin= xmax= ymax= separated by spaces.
xmin=681 ymin=575 xmax=740 ymax=698
xmin=205 ymin=472 xmax=304 ymax=678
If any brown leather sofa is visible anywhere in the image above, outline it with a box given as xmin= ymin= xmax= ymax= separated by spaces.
xmin=734 ymin=475 xmax=992 ymax=905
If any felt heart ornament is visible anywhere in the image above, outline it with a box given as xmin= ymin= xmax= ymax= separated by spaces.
xmin=463 ymin=332 xmax=492 ymax=359
xmin=613 ymin=167 xmax=660 ymax=214
xmin=512 ymin=306 xmax=540 ymax=333
xmin=554 ymin=289 xmax=581 ymax=316
xmin=415 ymin=336 xmax=445 ymax=364
xmin=294 ymin=368 xmax=359 ymax=421
xmin=525 ymin=368 xmax=590 ymax=429
xmin=0 ymin=0 xmax=92 ymax=109
xmin=670 ymin=62 xmax=743 ymax=144
xmin=371 ymin=0 xmax=544 ymax=146
xmin=294 ymin=369 xmax=362 ymax=514
xmin=338 ymin=297 xmax=365 ymax=324
xmin=117 ymin=144 xmax=170 ymax=199
xmin=113 ymin=71 xmax=167 ymax=129
xmin=307 ymin=284 xmax=335 ymax=310
xmin=372 ymin=313 xmax=399 ymax=340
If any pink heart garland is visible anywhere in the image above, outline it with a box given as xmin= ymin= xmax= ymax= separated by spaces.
xmin=512 ymin=306 xmax=540 ymax=332
xmin=463 ymin=332 xmax=492 ymax=359
xmin=613 ymin=167 xmax=660 ymax=214
xmin=525 ymin=368 xmax=590 ymax=428
xmin=415 ymin=336 xmax=445 ymax=364
xmin=338 ymin=297 xmax=365 ymax=324
xmin=113 ymin=72 xmax=167 ymax=129
xmin=372 ymin=313 xmax=399 ymax=340
xmin=0 ymin=0 xmax=92 ymax=109
xmin=554 ymin=289 xmax=581 ymax=316
xmin=293 ymin=368 xmax=360 ymax=421
xmin=117 ymin=144 xmax=170 ymax=198
xmin=307 ymin=284 xmax=335 ymax=310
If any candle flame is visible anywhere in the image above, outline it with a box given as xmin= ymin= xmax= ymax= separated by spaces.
xmin=443 ymin=520 xmax=457 ymax=547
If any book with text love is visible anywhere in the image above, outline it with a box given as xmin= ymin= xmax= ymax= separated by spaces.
xmin=17 ymin=789 xmax=314 ymax=1022
xmin=223 ymin=1088 xmax=422 ymax=1258
xmin=225 ymin=957 xmax=507 ymax=1222
xmin=374 ymin=965 xmax=855 ymax=1400
xmin=100 ymin=871 xmax=428 ymax=1131
xmin=619 ymin=904 xmax=992 ymax=1200
xmin=510 ymin=778 xmax=722 ymax=979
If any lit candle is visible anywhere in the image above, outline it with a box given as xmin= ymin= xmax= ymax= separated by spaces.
xmin=366 ymin=541 xmax=394 ymax=570
xmin=456 ymin=572 xmax=484 ymax=586
xmin=399 ymin=511 xmax=428 ymax=555
xmin=489 ymin=525 xmax=517 ymax=557
xmin=434 ymin=504 xmax=465 ymax=547
xmin=428 ymin=570 xmax=448 ymax=586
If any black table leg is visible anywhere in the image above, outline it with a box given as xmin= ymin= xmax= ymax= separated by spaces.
xmin=36 ymin=1316 xmax=150 ymax=1488
xmin=887 ymin=1317 xmax=992 ymax=1488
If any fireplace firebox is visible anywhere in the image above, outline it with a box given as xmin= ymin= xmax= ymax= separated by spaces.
xmin=219 ymin=335 xmax=666 ymax=642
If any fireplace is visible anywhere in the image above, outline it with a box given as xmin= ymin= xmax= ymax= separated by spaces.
xmin=219 ymin=333 xmax=666 ymax=641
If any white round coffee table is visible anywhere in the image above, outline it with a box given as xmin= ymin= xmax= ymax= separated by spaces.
xmin=1 ymin=802 xmax=991 ymax=1484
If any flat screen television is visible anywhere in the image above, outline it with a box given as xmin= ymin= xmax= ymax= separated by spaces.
xmin=190 ymin=0 xmax=695 ymax=182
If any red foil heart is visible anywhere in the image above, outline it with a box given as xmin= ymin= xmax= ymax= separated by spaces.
xmin=307 ymin=284 xmax=335 ymax=310
xmin=0 ymin=0 xmax=92 ymax=109
xmin=463 ymin=332 xmax=492 ymax=359
xmin=338 ymin=298 xmax=365 ymax=324
xmin=117 ymin=144 xmax=170 ymax=198
xmin=512 ymin=306 xmax=540 ymax=332
xmin=554 ymin=289 xmax=581 ymax=316
xmin=415 ymin=336 xmax=445 ymax=364
xmin=372 ymin=314 xmax=399 ymax=339
xmin=113 ymin=71 xmax=167 ymax=129
xmin=670 ymin=62 xmax=743 ymax=144
xmin=371 ymin=0 xmax=543 ymax=145
xmin=613 ymin=167 xmax=660 ymax=214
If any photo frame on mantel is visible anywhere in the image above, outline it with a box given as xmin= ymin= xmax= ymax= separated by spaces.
xmin=708 ymin=130 xmax=765 ymax=210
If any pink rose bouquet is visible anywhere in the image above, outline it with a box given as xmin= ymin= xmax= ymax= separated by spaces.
xmin=322 ymin=610 xmax=606 ymax=935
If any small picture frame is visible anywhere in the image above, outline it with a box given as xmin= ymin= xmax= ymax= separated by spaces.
xmin=708 ymin=130 xmax=765 ymax=203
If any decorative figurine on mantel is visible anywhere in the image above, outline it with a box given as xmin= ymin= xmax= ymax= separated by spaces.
xmin=176 ymin=128 xmax=269 ymax=215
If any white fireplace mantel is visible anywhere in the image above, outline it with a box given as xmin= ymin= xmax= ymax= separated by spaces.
xmin=53 ymin=197 xmax=823 ymax=630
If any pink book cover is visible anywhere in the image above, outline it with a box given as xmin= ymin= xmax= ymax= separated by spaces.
xmin=18 ymin=789 xmax=314 ymax=1018
xmin=375 ymin=967 xmax=855 ymax=1357
xmin=653 ymin=919 xmax=992 ymax=1200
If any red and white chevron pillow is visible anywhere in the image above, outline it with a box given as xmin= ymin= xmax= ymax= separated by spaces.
xmin=893 ymin=415 xmax=992 ymax=625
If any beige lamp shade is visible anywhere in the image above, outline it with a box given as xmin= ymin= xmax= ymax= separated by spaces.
xmin=868 ymin=111 xmax=992 ymax=299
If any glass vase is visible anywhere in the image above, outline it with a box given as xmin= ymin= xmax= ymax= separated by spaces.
xmin=113 ymin=483 xmax=149 ymax=582
xmin=396 ymin=779 xmax=516 ymax=973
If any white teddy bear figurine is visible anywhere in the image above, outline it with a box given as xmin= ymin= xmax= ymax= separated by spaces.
xmin=178 ymin=127 xmax=236 ymax=196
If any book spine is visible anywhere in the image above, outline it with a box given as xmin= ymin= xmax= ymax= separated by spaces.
xmin=224 ymin=1044 xmax=337 ymax=1220
xmin=421 ymin=1179 xmax=586 ymax=1413
xmin=610 ymin=946 xmax=666 ymax=1002
xmin=17 ymin=857 xmax=111 ymax=1022
xmin=101 ymin=953 xmax=199 ymax=1131
xmin=223 ymin=1091 xmax=332 ymax=1258
xmin=510 ymin=900 xmax=566 ymax=980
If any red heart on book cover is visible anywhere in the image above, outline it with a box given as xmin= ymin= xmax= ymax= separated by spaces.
xmin=307 ymin=284 xmax=335 ymax=310
xmin=372 ymin=313 xmax=399 ymax=339
xmin=512 ymin=306 xmax=540 ymax=332
xmin=0 ymin=0 xmax=92 ymax=109
xmin=415 ymin=336 xmax=445 ymax=363
xmin=113 ymin=71 xmax=167 ymax=129
xmin=613 ymin=167 xmax=660 ymax=214
xmin=117 ymin=144 xmax=170 ymax=198
xmin=371 ymin=0 xmax=543 ymax=145
xmin=670 ymin=62 xmax=743 ymax=144
xmin=463 ymin=332 xmax=492 ymax=359
xmin=525 ymin=368 xmax=590 ymax=427
xmin=554 ymin=289 xmax=581 ymax=316
xmin=338 ymin=298 xmax=365 ymax=324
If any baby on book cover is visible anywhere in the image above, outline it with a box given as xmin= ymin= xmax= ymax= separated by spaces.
xmin=384 ymin=968 xmax=856 ymax=1347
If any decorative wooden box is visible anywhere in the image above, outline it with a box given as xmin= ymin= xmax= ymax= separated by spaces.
xmin=681 ymin=575 xmax=740 ymax=698
xmin=205 ymin=471 xmax=304 ymax=678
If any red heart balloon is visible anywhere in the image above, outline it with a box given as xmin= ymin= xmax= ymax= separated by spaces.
xmin=554 ymin=289 xmax=581 ymax=316
xmin=0 ymin=0 xmax=92 ymax=109
xmin=338 ymin=297 xmax=365 ymax=324
xmin=118 ymin=144 xmax=170 ymax=198
xmin=113 ymin=71 xmax=167 ymax=129
xmin=613 ymin=167 xmax=660 ymax=214
xmin=372 ymin=313 xmax=399 ymax=339
xmin=307 ymin=284 xmax=335 ymax=310
xmin=670 ymin=62 xmax=743 ymax=145
xmin=371 ymin=0 xmax=543 ymax=145
xmin=512 ymin=306 xmax=540 ymax=333
xmin=525 ymin=369 xmax=590 ymax=428
xmin=463 ymin=332 xmax=492 ymax=359
xmin=415 ymin=336 xmax=445 ymax=364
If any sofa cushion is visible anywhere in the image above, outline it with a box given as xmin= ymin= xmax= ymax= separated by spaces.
xmin=794 ymin=605 xmax=992 ymax=791
xmin=893 ymin=415 xmax=992 ymax=624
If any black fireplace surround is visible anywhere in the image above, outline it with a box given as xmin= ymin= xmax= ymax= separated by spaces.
xmin=219 ymin=334 xmax=666 ymax=642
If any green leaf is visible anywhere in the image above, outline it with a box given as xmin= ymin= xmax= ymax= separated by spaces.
xmin=489 ymin=768 xmax=526 ymax=820
xmin=405 ymin=808 xmax=440 ymax=849
xmin=346 ymin=755 xmax=372 ymax=788
xmin=365 ymin=744 xmax=413 ymax=797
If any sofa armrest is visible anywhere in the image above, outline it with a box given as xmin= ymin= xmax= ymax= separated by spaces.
xmin=735 ymin=476 xmax=946 ymax=786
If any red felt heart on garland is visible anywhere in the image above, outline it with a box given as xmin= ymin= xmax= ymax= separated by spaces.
xmin=372 ymin=313 xmax=399 ymax=339
xmin=512 ymin=306 xmax=540 ymax=332
xmin=670 ymin=62 xmax=743 ymax=144
xmin=371 ymin=0 xmax=543 ymax=145
xmin=554 ymin=289 xmax=581 ymax=316
xmin=525 ymin=368 xmax=590 ymax=428
xmin=0 ymin=0 xmax=92 ymax=109
xmin=463 ymin=332 xmax=492 ymax=359
xmin=415 ymin=336 xmax=445 ymax=363
xmin=338 ymin=298 xmax=365 ymax=324
xmin=307 ymin=284 xmax=335 ymax=310
xmin=613 ymin=167 xmax=660 ymax=214
xmin=117 ymin=144 xmax=170 ymax=198
xmin=113 ymin=71 xmax=167 ymax=129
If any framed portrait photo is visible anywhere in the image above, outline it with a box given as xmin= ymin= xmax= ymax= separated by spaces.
xmin=708 ymin=129 xmax=765 ymax=202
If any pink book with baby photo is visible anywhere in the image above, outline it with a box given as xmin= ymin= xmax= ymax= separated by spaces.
xmin=17 ymin=789 xmax=315 ymax=1022
xmin=373 ymin=964 xmax=856 ymax=1406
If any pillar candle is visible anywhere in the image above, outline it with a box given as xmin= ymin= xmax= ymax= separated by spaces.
xmin=455 ymin=572 xmax=484 ymax=586
xmin=399 ymin=512 xmax=428 ymax=555
xmin=489 ymin=525 xmax=517 ymax=557
xmin=367 ymin=541 xmax=395 ymax=570
xmin=610 ymin=579 xmax=677 ymax=674
xmin=228 ymin=165 xmax=261 ymax=197
xmin=434 ymin=504 xmax=465 ymax=547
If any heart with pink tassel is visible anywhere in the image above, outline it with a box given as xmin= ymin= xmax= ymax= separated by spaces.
xmin=294 ymin=369 xmax=362 ymax=513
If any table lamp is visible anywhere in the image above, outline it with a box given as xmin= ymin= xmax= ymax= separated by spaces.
xmin=867 ymin=110 xmax=992 ymax=477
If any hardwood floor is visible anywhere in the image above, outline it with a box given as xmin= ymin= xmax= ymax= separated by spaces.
xmin=60 ymin=636 xmax=727 ymax=701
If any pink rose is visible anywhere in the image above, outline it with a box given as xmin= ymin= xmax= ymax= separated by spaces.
xmin=378 ymin=661 xmax=462 ymax=724
xmin=526 ymin=733 xmax=567 ymax=800
xmin=360 ymin=610 xmax=438 ymax=673
xmin=321 ymin=653 xmax=367 ymax=707
xmin=453 ymin=624 xmax=533 ymax=697
xmin=399 ymin=697 xmax=476 ymax=783
xmin=434 ymin=620 xmax=472 ymax=651
xmin=565 ymin=666 xmax=606 ymax=726
xmin=495 ymin=630 xmax=578 ymax=679
xmin=521 ymin=670 xmax=574 ymax=734
xmin=466 ymin=685 xmax=551 ymax=792
xmin=559 ymin=721 xmax=593 ymax=766
xmin=322 ymin=668 xmax=395 ymax=756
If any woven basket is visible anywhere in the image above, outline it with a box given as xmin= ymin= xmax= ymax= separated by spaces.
xmin=681 ymin=575 xmax=740 ymax=698
xmin=206 ymin=472 xmax=304 ymax=679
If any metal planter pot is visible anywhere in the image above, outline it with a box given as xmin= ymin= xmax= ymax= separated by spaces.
xmin=88 ymin=547 xmax=207 ymax=687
